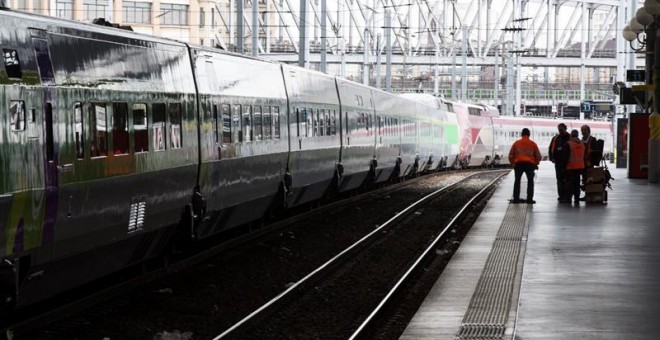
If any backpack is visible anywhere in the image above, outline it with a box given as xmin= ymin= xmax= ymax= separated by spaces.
xmin=592 ymin=138 xmax=605 ymax=165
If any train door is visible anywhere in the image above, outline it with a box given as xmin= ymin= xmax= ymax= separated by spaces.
xmin=32 ymin=33 xmax=59 ymax=247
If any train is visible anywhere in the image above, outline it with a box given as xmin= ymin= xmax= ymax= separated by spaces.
xmin=400 ymin=93 xmax=613 ymax=168
xmin=0 ymin=8 xmax=613 ymax=312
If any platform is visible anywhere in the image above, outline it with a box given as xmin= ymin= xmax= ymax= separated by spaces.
xmin=401 ymin=161 xmax=660 ymax=340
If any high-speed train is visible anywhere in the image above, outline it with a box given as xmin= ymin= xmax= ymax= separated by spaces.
xmin=0 ymin=8 xmax=613 ymax=311
xmin=401 ymin=93 xmax=613 ymax=168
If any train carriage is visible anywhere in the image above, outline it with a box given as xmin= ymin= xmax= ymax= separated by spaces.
xmin=1 ymin=11 xmax=199 ymax=307
xmin=192 ymin=48 xmax=289 ymax=237
xmin=334 ymin=78 xmax=378 ymax=191
xmin=371 ymin=90 xmax=405 ymax=183
xmin=433 ymin=101 xmax=461 ymax=170
xmin=281 ymin=64 xmax=341 ymax=206
xmin=414 ymin=102 xmax=436 ymax=173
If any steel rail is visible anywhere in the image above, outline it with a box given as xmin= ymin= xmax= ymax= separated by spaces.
xmin=215 ymin=170 xmax=507 ymax=339
xmin=348 ymin=171 xmax=508 ymax=339
xmin=2 ymin=169 xmax=473 ymax=337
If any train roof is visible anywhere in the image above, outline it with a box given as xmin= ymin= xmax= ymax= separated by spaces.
xmin=1 ymin=8 xmax=287 ymax=66
xmin=0 ymin=8 xmax=186 ymax=46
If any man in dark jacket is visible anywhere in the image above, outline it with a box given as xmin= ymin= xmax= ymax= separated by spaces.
xmin=548 ymin=123 xmax=570 ymax=201
xmin=580 ymin=124 xmax=600 ymax=200
xmin=581 ymin=125 xmax=600 ymax=167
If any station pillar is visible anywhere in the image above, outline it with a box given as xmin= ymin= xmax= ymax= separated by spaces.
xmin=649 ymin=112 xmax=660 ymax=182
xmin=652 ymin=23 xmax=660 ymax=183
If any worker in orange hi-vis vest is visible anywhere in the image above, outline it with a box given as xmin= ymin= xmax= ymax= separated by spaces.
xmin=562 ymin=130 xmax=586 ymax=204
xmin=508 ymin=128 xmax=542 ymax=204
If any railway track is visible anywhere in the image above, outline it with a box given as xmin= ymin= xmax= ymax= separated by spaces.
xmin=216 ymin=171 xmax=508 ymax=339
xmin=2 ymin=169 xmax=492 ymax=339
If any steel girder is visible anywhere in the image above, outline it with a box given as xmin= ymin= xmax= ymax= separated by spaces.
xmin=213 ymin=0 xmax=628 ymax=72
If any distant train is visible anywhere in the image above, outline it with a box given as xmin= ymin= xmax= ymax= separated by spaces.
xmin=401 ymin=93 xmax=613 ymax=168
xmin=0 ymin=8 xmax=613 ymax=312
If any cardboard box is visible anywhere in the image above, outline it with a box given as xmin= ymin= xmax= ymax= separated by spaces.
xmin=585 ymin=183 xmax=604 ymax=193
xmin=586 ymin=193 xmax=604 ymax=203
xmin=586 ymin=167 xmax=606 ymax=183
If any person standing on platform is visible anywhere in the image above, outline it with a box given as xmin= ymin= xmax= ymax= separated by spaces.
xmin=548 ymin=123 xmax=570 ymax=201
xmin=580 ymin=124 xmax=599 ymax=201
xmin=563 ymin=129 xmax=586 ymax=204
xmin=581 ymin=125 xmax=600 ymax=168
xmin=508 ymin=128 xmax=542 ymax=204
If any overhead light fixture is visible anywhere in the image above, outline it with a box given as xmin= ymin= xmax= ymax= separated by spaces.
xmin=636 ymin=7 xmax=654 ymax=26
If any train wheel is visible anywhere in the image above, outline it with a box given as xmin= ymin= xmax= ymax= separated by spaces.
xmin=268 ymin=182 xmax=288 ymax=219
xmin=0 ymin=259 xmax=17 ymax=313
xmin=366 ymin=160 xmax=377 ymax=186
xmin=391 ymin=158 xmax=402 ymax=183
xmin=324 ymin=169 xmax=341 ymax=200
xmin=170 ymin=204 xmax=195 ymax=255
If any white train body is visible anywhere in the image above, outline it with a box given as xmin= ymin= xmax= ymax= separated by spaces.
xmin=400 ymin=94 xmax=613 ymax=167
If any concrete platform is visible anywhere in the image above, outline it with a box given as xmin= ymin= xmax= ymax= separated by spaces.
xmin=401 ymin=161 xmax=660 ymax=340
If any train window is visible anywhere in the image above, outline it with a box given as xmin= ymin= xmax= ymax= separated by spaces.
xmin=325 ymin=110 xmax=331 ymax=136
xmin=295 ymin=108 xmax=300 ymax=137
xmin=169 ymin=103 xmax=182 ymax=149
xmin=315 ymin=109 xmax=320 ymax=136
xmin=222 ymin=104 xmax=231 ymax=143
xmin=243 ymin=105 xmax=252 ymax=142
xmin=422 ymin=122 xmax=430 ymax=137
xmin=263 ymin=106 xmax=272 ymax=140
xmin=133 ymin=103 xmax=148 ymax=153
xmin=383 ymin=117 xmax=389 ymax=136
xmin=307 ymin=109 xmax=313 ymax=137
xmin=89 ymin=103 xmax=108 ymax=157
xmin=309 ymin=108 xmax=317 ymax=137
xmin=3 ymin=49 xmax=22 ymax=79
xmin=232 ymin=105 xmax=241 ymax=142
xmin=32 ymin=39 xmax=54 ymax=84
xmin=331 ymin=110 xmax=337 ymax=136
xmin=357 ymin=113 xmax=365 ymax=132
xmin=74 ymin=102 xmax=84 ymax=158
xmin=253 ymin=105 xmax=262 ymax=141
xmin=112 ymin=103 xmax=129 ymax=155
xmin=273 ymin=106 xmax=280 ymax=139
xmin=153 ymin=103 xmax=167 ymax=151
xmin=437 ymin=122 xmax=444 ymax=139
xmin=10 ymin=101 xmax=26 ymax=131
xmin=377 ymin=115 xmax=382 ymax=136
xmin=318 ymin=109 xmax=329 ymax=136
xmin=408 ymin=120 xmax=415 ymax=137
xmin=307 ymin=108 xmax=314 ymax=137
xmin=299 ymin=108 xmax=308 ymax=138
